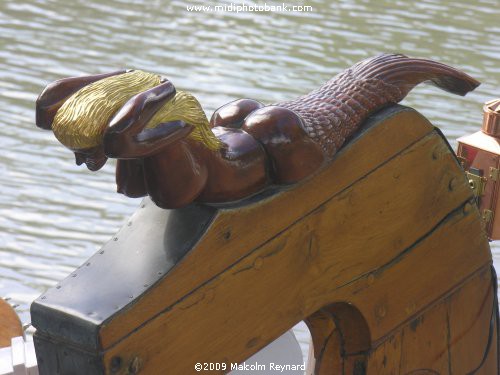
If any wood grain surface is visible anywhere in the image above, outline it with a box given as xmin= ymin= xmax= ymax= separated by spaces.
xmin=0 ymin=298 xmax=22 ymax=348
xmin=93 ymin=106 xmax=495 ymax=374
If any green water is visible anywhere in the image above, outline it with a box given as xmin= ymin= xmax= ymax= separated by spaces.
xmin=0 ymin=0 xmax=499 ymax=358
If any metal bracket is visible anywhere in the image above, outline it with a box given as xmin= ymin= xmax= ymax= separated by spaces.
xmin=490 ymin=167 xmax=499 ymax=181
xmin=466 ymin=170 xmax=487 ymax=198
xmin=483 ymin=209 xmax=494 ymax=224
xmin=457 ymin=156 xmax=467 ymax=169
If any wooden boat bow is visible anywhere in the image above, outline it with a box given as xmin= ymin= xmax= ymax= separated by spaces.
xmin=31 ymin=105 xmax=499 ymax=374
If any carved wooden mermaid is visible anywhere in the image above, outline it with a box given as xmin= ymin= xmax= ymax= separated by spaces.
xmin=35 ymin=54 xmax=479 ymax=208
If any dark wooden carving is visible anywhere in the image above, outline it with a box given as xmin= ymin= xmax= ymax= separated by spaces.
xmin=35 ymin=54 xmax=479 ymax=208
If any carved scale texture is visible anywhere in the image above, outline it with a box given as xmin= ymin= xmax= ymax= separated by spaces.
xmin=277 ymin=56 xmax=404 ymax=158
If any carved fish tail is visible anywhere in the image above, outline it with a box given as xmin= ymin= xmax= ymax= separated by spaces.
xmin=355 ymin=53 xmax=480 ymax=96
xmin=278 ymin=54 xmax=479 ymax=158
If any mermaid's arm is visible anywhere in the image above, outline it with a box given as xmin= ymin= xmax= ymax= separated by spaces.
xmin=36 ymin=70 xmax=127 ymax=130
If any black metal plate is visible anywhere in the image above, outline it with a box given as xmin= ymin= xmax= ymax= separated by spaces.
xmin=31 ymin=198 xmax=217 ymax=351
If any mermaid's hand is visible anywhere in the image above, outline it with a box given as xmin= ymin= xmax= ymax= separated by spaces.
xmin=35 ymin=70 xmax=127 ymax=130
xmin=36 ymin=70 xmax=131 ymax=171
xmin=104 ymin=80 xmax=194 ymax=159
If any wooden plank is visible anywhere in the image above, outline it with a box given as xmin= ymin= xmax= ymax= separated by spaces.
xmin=448 ymin=266 xmax=496 ymax=374
xmin=365 ymin=265 xmax=496 ymax=374
xmin=305 ymin=303 xmax=370 ymax=374
xmin=479 ymin=316 xmax=498 ymax=375
xmin=101 ymin=212 xmax=484 ymax=373
xmin=398 ymin=296 xmax=450 ymax=374
xmin=304 ymin=311 xmax=343 ymax=375
xmin=326 ymin=203 xmax=490 ymax=342
xmin=100 ymin=130 xmax=486 ymax=374
xmin=0 ymin=300 xmax=22 ymax=349
xmin=100 ymin=106 xmax=435 ymax=348
xmin=366 ymin=333 xmax=402 ymax=374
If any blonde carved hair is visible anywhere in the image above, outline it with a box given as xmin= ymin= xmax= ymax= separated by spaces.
xmin=146 ymin=91 xmax=222 ymax=150
xmin=52 ymin=70 xmax=222 ymax=151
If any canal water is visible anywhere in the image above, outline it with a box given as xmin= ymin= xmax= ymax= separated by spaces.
xmin=0 ymin=0 xmax=499 ymax=363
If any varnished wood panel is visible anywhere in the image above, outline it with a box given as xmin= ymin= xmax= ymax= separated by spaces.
xmin=365 ymin=265 xmax=497 ymax=375
xmin=398 ymin=296 xmax=450 ymax=374
xmin=100 ymin=107 xmax=435 ymax=348
xmin=305 ymin=303 xmax=371 ymax=374
xmin=0 ymin=299 xmax=22 ymax=348
xmin=447 ymin=266 xmax=497 ymax=374
xmin=367 ymin=333 xmax=402 ymax=374
xmin=327 ymin=203 xmax=490 ymax=343
xmin=100 ymin=127 xmax=488 ymax=374
xmin=305 ymin=310 xmax=343 ymax=375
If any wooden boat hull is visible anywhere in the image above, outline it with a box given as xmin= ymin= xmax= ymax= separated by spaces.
xmin=31 ymin=105 xmax=499 ymax=374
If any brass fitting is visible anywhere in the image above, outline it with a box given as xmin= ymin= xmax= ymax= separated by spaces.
xmin=482 ymin=98 xmax=500 ymax=137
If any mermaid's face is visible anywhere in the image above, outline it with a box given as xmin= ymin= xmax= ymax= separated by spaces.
xmin=73 ymin=145 xmax=107 ymax=171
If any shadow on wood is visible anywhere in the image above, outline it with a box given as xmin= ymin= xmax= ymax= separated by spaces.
xmin=30 ymin=105 xmax=499 ymax=374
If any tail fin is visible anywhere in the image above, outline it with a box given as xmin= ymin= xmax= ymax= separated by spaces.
xmin=353 ymin=53 xmax=480 ymax=96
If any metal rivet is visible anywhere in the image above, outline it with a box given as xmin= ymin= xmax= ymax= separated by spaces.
xmin=253 ymin=257 xmax=263 ymax=270
xmin=100 ymin=250 xmax=105 ymax=254
xmin=86 ymin=262 xmax=91 ymax=266
xmin=405 ymin=302 xmax=417 ymax=315
xmin=71 ymin=274 xmax=77 ymax=278
xmin=110 ymin=356 xmax=122 ymax=373
xmin=449 ymin=177 xmax=458 ymax=191
xmin=376 ymin=305 xmax=386 ymax=319
xmin=223 ymin=230 xmax=231 ymax=240
xmin=128 ymin=222 xmax=132 ymax=226
xmin=56 ymin=285 xmax=61 ymax=289
xmin=432 ymin=146 xmax=441 ymax=160
xmin=129 ymin=357 xmax=141 ymax=374
xmin=113 ymin=237 xmax=118 ymax=241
